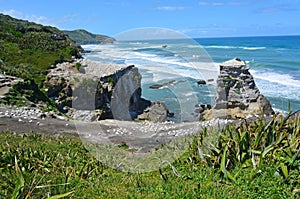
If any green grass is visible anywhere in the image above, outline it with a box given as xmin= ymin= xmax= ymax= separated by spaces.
xmin=0 ymin=14 xmax=82 ymax=109
xmin=0 ymin=14 xmax=81 ymax=85
xmin=0 ymin=113 xmax=299 ymax=198
xmin=63 ymin=29 xmax=115 ymax=45
xmin=0 ymin=34 xmax=80 ymax=86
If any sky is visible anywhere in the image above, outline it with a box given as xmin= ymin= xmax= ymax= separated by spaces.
xmin=1 ymin=0 xmax=300 ymax=38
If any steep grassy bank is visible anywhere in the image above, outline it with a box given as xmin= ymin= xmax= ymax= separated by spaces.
xmin=0 ymin=14 xmax=81 ymax=85
xmin=0 ymin=14 xmax=83 ymax=109
xmin=1 ymin=113 xmax=299 ymax=198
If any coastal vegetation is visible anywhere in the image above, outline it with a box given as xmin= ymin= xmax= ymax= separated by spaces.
xmin=0 ymin=14 xmax=81 ymax=84
xmin=1 ymin=113 xmax=299 ymax=198
xmin=63 ymin=29 xmax=115 ymax=45
xmin=0 ymin=14 xmax=81 ymax=109
xmin=0 ymin=13 xmax=299 ymax=198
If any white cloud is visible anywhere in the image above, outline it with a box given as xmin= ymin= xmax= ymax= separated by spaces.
xmin=212 ymin=2 xmax=225 ymax=6
xmin=115 ymin=28 xmax=186 ymax=41
xmin=179 ymin=26 xmax=238 ymax=37
xmin=256 ymin=5 xmax=299 ymax=13
xmin=199 ymin=1 xmax=250 ymax=6
xmin=2 ymin=9 xmax=21 ymax=17
xmin=1 ymin=9 xmax=56 ymax=26
xmin=1 ymin=9 xmax=80 ymax=29
xmin=228 ymin=1 xmax=249 ymax=6
xmin=156 ymin=6 xmax=187 ymax=11
xmin=198 ymin=2 xmax=209 ymax=6
xmin=199 ymin=1 xmax=223 ymax=6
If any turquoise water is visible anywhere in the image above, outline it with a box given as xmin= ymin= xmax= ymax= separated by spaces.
xmin=196 ymin=36 xmax=300 ymax=112
xmin=83 ymin=35 xmax=300 ymax=120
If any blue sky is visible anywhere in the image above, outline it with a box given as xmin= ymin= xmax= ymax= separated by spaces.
xmin=1 ymin=0 xmax=300 ymax=38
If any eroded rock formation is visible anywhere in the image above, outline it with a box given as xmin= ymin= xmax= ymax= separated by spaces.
xmin=206 ymin=58 xmax=274 ymax=119
xmin=137 ymin=102 xmax=169 ymax=122
xmin=45 ymin=59 xmax=151 ymax=121
xmin=0 ymin=74 xmax=22 ymax=97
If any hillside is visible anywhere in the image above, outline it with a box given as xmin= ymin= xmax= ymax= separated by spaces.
xmin=63 ymin=29 xmax=115 ymax=45
xmin=0 ymin=13 xmax=84 ymax=108
xmin=0 ymin=13 xmax=82 ymax=84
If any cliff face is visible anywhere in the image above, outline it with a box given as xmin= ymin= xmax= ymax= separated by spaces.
xmin=206 ymin=58 xmax=274 ymax=119
xmin=45 ymin=59 xmax=150 ymax=121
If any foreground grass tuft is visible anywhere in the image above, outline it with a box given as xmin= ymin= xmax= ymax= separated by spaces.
xmin=0 ymin=113 xmax=299 ymax=198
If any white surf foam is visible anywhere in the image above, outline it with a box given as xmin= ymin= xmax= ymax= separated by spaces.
xmin=250 ymin=69 xmax=300 ymax=101
xmin=205 ymin=45 xmax=237 ymax=49
xmin=204 ymin=45 xmax=266 ymax=50
xmin=243 ymin=47 xmax=266 ymax=50
xmin=250 ymin=70 xmax=300 ymax=88
xmin=127 ymin=55 xmax=218 ymax=81
xmin=81 ymin=44 xmax=100 ymax=51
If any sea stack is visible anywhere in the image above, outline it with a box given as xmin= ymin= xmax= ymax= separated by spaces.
xmin=205 ymin=58 xmax=274 ymax=119
xmin=44 ymin=59 xmax=151 ymax=121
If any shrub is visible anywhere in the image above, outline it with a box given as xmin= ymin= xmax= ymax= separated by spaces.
xmin=75 ymin=62 xmax=81 ymax=71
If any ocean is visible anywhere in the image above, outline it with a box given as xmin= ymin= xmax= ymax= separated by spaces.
xmin=82 ymin=35 xmax=300 ymax=121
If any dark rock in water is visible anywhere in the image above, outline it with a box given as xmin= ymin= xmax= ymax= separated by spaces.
xmin=194 ymin=104 xmax=211 ymax=120
xmin=197 ymin=80 xmax=206 ymax=85
xmin=194 ymin=107 xmax=204 ymax=113
xmin=195 ymin=103 xmax=211 ymax=109
xmin=167 ymin=111 xmax=175 ymax=118
xmin=205 ymin=58 xmax=274 ymax=119
xmin=137 ymin=102 xmax=168 ymax=122
xmin=149 ymin=80 xmax=176 ymax=89
xmin=207 ymin=104 xmax=212 ymax=109
xmin=149 ymin=84 xmax=163 ymax=89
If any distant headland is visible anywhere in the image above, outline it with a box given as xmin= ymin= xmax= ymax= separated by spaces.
xmin=63 ymin=29 xmax=115 ymax=45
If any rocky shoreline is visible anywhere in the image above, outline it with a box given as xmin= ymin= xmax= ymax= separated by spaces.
xmin=0 ymin=106 xmax=234 ymax=152
xmin=0 ymin=58 xmax=276 ymax=153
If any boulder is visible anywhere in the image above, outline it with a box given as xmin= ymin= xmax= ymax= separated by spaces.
xmin=197 ymin=80 xmax=206 ymax=85
xmin=0 ymin=74 xmax=23 ymax=97
xmin=149 ymin=80 xmax=176 ymax=89
xmin=137 ymin=102 xmax=168 ymax=122
xmin=205 ymin=58 xmax=274 ymax=119
xmin=194 ymin=103 xmax=212 ymax=121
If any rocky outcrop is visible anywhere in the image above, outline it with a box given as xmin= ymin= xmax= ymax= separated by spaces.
xmin=44 ymin=59 xmax=151 ymax=121
xmin=137 ymin=102 xmax=169 ymax=122
xmin=0 ymin=74 xmax=22 ymax=97
xmin=205 ymin=58 xmax=274 ymax=119
xmin=149 ymin=80 xmax=176 ymax=89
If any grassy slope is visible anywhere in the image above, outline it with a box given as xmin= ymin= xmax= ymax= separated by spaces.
xmin=63 ymin=29 xmax=115 ymax=45
xmin=0 ymin=14 xmax=82 ymax=108
xmin=0 ymin=14 xmax=81 ymax=85
xmin=1 ymin=113 xmax=299 ymax=198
